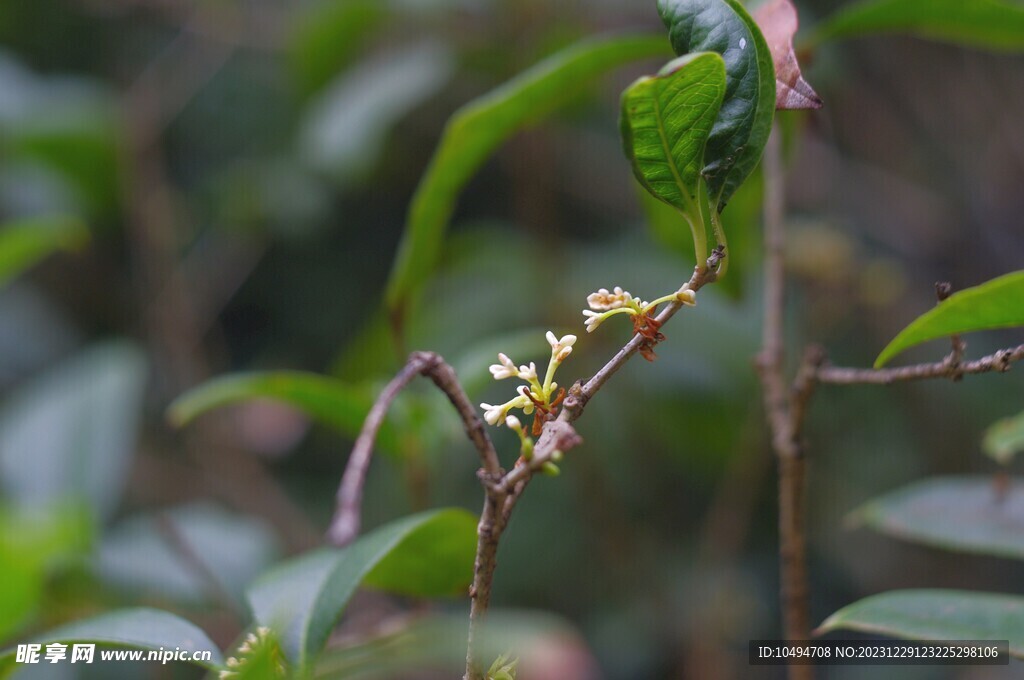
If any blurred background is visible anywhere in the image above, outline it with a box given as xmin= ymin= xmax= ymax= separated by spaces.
xmin=0 ymin=0 xmax=1023 ymax=678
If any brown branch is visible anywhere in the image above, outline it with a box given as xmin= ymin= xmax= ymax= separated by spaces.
xmin=463 ymin=248 xmax=724 ymax=679
xmin=815 ymin=343 xmax=1024 ymax=386
xmin=327 ymin=352 xmax=500 ymax=547
xmin=755 ymin=130 xmax=814 ymax=680
xmin=753 ymin=128 xmax=1024 ymax=680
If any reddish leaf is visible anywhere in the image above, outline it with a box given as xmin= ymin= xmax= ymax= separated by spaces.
xmin=753 ymin=0 xmax=823 ymax=110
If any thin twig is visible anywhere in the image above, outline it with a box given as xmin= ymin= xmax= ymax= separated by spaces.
xmin=815 ymin=343 xmax=1024 ymax=385
xmin=327 ymin=352 xmax=500 ymax=547
xmin=755 ymin=130 xmax=815 ymax=680
xmin=463 ymin=249 xmax=724 ymax=680
xmin=155 ymin=513 xmax=244 ymax=621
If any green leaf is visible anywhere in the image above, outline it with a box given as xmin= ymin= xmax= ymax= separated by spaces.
xmin=818 ymin=589 xmax=1024 ymax=657
xmin=984 ymin=411 xmax=1024 ymax=465
xmin=384 ymin=34 xmax=671 ymax=326
xmin=0 ymin=342 xmax=147 ymax=520
xmin=812 ymin=0 xmax=1024 ymax=52
xmin=658 ymin=0 xmax=777 ymax=208
xmin=875 ymin=270 xmax=1024 ymax=367
xmin=0 ymin=506 xmax=92 ymax=640
xmin=0 ymin=608 xmax=225 ymax=676
xmin=852 ymin=476 xmax=1024 ymax=560
xmin=168 ymin=371 xmax=399 ymax=455
xmin=247 ymin=508 xmax=477 ymax=672
xmin=288 ymin=0 xmax=388 ymax=97
xmin=0 ymin=215 xmax=87 ymax=289
xmin=621 ymin=53 xmax=727 ymax=260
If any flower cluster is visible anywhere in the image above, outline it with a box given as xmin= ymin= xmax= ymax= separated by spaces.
xmin=480 ymin=331 xmax=576 ymax=444
xmin=582 ymin=284 xmax=696 ymax=333
xmin=220 ymin=627 xmax=286 ymax=680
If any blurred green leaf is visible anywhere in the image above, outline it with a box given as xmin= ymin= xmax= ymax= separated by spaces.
xmin=384 ymin=34 xmax=671 ymax=329
xmin=169 ymin=370 xmax=399 ymax=455
xmin=0 ymin=506 xmax=91 ymax=641
xmin=812 ymin=0 xmax=1024 ymax=52
xmin=6 ymin=112 xmax=120 ymax=218
xmin=289 ymin=0 xmax=389 ymax=96
xmin=984 ymin=411 xmax=1024 ymax=465
xmin=875 ymin=270 xmax=1024 ymax=367
xmin=658 ymin=0 xmax=776 ymax=208
xmin=0 ymin=608 xmax=224 ymax=676
xmin=818 ymin=589 xmax=1024 ymax=657
xmin=0 ymin=215 xmax=87 ymax=289
xmin=621 ymin=53 xmax=727 ymax=260
xmin=95 ymin=503 xmax=281 ymax=606
xmin=299 ymin=41 xmax=455 ymax=182
xmin=852 ymin=476 xmax=1024 ymax=560
xmin=0 ymin=552 xmax=37 ymax=646
xmin=247 ymin=508 xmax=476 ymax=672
xmin=0 ymin=342 xmax=146 ymax=520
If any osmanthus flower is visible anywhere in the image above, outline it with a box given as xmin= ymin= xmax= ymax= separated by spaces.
xmin=582 ymin=284 xmax=696 ymax=334
xmin=480 ymin=330 xmax=576 ymax=437
xmin=583 ymin=284 xmax=697 ymax=361
xmin=220 ymin=627 xmax=286 ymax=679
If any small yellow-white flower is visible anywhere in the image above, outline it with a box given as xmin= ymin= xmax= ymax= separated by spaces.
xmin=480 ymin=395 xmax=534 ymax=426
xmin=489 ymin=353 xmax=518 ymax=380
xmin=517 ymin=362 xmax=538 ymax=382
xmin=480 ymin=330 xmax=575 ymax=432
xmin=546 ymin=331 xmax=577 ymax=362
xmin=586 ymin=286 xmax=632 ymax=311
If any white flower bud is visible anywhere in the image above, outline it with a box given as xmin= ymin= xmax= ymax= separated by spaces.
xmin=488 ymin=352 xmax=518 ymax=380
xmin=517 ymin=362 xmax=538 ymax=381
xmin=480 ymin=403 xmax=504 ymax=426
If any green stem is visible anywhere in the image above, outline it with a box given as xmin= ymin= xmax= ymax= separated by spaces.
xmin=710 ymin=204 xmax=729 ymax=279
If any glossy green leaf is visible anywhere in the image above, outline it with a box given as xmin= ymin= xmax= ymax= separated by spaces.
xmin=813 ymin=0 xmax=1024 ymax=52
xmin=852 ymin=476 xmax=1024 ymax=560
xmin=819 ymin=589 xmax=1024 ymax=657
xmin=0 ymin=215 xmax=87 ymax=289
xmin=875 ymin=270 xmax=1024 ymax=367
xmin=984 ymin=411 xmax=1024 ymax=465
xmin=0 ymin=608 xmax=224 ymax=676
xmin=621 ymin=53 xmax=727 ymax=258
xmin=247 ymin=508 xmax=476 ymax=671
xmin=0 ymin=342 xmax=146 ymax=520
xmin=658 ymin=0 xmax=776 ymax=208
xmin=384 ymin=34 xmax=671 ymax=326
xmin=168 ymin=371 xmax=398 ymax=455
